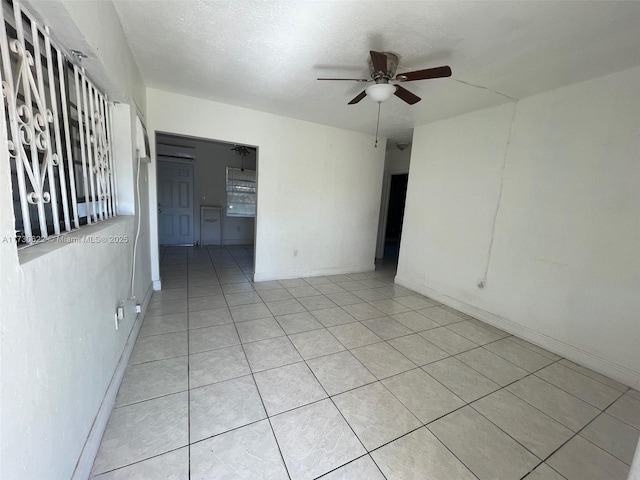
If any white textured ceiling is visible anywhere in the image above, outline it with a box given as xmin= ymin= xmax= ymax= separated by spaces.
xmin=113 ymin=1 xmax=640 ymax=144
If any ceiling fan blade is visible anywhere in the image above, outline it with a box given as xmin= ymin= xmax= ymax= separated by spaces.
xmin=394 ymin=86 xmax=421 ymax=105
xmin=317 ymin=78 xmax=371 ymax=82
xmin=348 ymin=90 xmax=367 ymax=105
xmin=370 ymin=50 xmax=387 ymax=73
xmin=395 ymin=65 xmax=452 ymax=82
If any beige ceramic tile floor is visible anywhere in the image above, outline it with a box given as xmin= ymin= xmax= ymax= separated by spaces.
xmin=90 ymin=246 xmax=639 ymax=480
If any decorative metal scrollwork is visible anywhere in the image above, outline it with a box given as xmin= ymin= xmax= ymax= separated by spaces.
xmin=4 ymin=21 xmax=57 ymax=217
xmin=1 ymin=0 xmax=116 ymax=245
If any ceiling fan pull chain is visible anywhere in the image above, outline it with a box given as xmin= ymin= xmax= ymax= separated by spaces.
xmin=374 ymin=102 xmax=381 ymax=148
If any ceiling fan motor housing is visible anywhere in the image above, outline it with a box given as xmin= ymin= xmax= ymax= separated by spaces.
xmin=369 ymin=52 xmax=399 ymax=82
xmin=320 ymin=50 xmax=451 ymax=106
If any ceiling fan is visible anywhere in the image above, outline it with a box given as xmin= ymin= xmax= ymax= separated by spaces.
xmin=230 ymin=145 xmax=255 ymax=171
xmin=318 ymin=51 xmax=451 ymax=105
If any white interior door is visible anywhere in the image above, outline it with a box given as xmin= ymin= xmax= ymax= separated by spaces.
xmin=158 ymin=160 xmax=194 ymax=245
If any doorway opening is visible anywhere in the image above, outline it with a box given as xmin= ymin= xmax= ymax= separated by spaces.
xmin=376 ymin=170 xmax=409 ymax=266
xmin=384 ymin=173 xmax=408 ymax=259
xmin=383 ymin=173 xmax=408 ymax=261
xmin=155 ymin=132 xmax=259 ymax=277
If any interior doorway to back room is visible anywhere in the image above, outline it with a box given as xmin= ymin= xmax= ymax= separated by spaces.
xmin=376 ymin=140 xmax=412 ymax=265
xmin=155 ymin=132 xmax=259 ymax=275
xmin=383 ymin=173 xmax=408 ymax=260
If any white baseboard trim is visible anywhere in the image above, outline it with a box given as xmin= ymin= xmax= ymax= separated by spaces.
xmin=254 ymin=264 xmax=376 ymax=282
xmin=153 ymin=279 xmax=161 ymax=290
xmin=395 ymin=276 xmax=640 ymax=390
xmin=71 ymin=281 xmax=153 ymax=480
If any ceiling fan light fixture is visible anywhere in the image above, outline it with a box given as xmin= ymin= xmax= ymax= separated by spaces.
xmin=365 ymin=83 xmax=396 ymax=103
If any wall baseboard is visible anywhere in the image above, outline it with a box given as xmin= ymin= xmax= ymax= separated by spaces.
xmin=71 ymin=281 xmax=154 ymax=480
xmin=221 ymin=239 xmax=254 ymax=246
xmin=153 ymin=279 xmax=162 ymax=290
xmin=254 ymin=264 xmax=376 ymax=282
xmin=395 ymin=275 xmax=640 ymax=390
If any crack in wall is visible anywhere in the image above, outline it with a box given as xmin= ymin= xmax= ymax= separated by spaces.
xmin=481 ymin=100 xmax=519 ymax=285
xmin=452 ymin=78 xmax=519 ymax=102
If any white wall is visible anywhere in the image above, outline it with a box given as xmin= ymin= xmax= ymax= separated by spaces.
xmin=156 ymin=134 xmax=257 ymax=245
xmin=146 ymin=88 xmax=386 ymax=283
xmin=25 ymin=0 xmax=145 ymax=114
xmin=397 ymin=66 xmax=640 ymax=387
xmin=0 ymin=219 xmax=150 ymax=480
xmin=384 ymin=146 xmax=412 ymax=173
xmin=61 ymin=0 xmax=146 ymax=114
xmin=0 ymin=119 xmax=152 ymax=480
xmin=0 ymin=3 xmax=152 ymax=479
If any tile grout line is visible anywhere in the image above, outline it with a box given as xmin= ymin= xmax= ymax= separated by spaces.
xmin=370 ymin=353 xmax=570 ymax=478
xmin=205 ymin=246 xmax=294 ymax=480
xmin=440 ymin=354 xmax=632 ymax=476
xmin=283 ymin=322 xmax=379 ymax=479
xmin=185 ymin=248 xmax=192 ymax=480
xmin=91 ymin=445 xmax=189 ymax=478
xmin=526 ymin=369 xmax=624 ymax=413
xmin=538 ymin=388 xmax=632 ymax=468
xmin=411 ymin=356 xmax=570 ymax=479
xmin=159 ymin=246 xmax=634 ymax=479
xmin=519 ymin=461 xmax=568 ymax=480
xmin=424 ymin=329 xmax=623 ymax=416
xmin=516 ymin=388 xmax=631 ymax=479
xmin=92 ymin=249 xmax=200 ymax=478
xmin=460 ymin=359 xmax=570 ymax=477
xmin=550 ymin=360 xmax=630 ymax=395
xmin=361 ymin=367 xmax=481 ymax=479
xmin=312 ymin=452 xmax=385 ymax=479
xmin=258 ymin=300 xmax=478 ymax=478
xmin=148 ymin=279 xmax=620 ymax=423
xmin=367 ymin=337 xmax=536 ymax=478
xmin=602 ymin=395 xmax=640 ymax=430
xmin=129 ymin=295 xmax=534 ymax=409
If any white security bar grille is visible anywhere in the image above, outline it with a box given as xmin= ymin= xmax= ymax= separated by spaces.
xmin=226 ymin=167 xmax=256 ymax=217
xmin=1 ymin=0 xmax=116 ymax=246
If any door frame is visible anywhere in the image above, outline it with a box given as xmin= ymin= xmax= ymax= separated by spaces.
xmin=157 ymin=157 xmax=196 ymax=246
xmin=150 ymin=130 xmax=261 ymax=291
xmin=375 ymin=169 xmax=409 ymax=259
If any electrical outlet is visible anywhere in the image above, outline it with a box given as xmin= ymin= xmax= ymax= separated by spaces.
xmin=293 ymin=249 xmax=298 ymax=258
xmin=114 ymin=303 xmax=125 ymax=330
xmin=135 ymin=304 xmax=142 ymax=314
